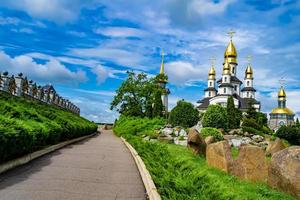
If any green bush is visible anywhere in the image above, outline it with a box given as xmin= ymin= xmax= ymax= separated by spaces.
xmin=0 ymin=91 xmax=97 ymax=163
xmin=242 ymin=118 xmax=262 ymax=130
xmin=276 ymin=125 xmax=300 ymax=145
xmin=241 ymin=126 xmax=264 ymax=136
xmin=202 ymin=104 xmax=228 ymax=130
xmin=169 ymin=100 xmax=199 ymax=128
xmin=201 ymin=127 xmax=224 ymax=141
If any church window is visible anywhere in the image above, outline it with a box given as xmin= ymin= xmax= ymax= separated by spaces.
xmin=232 ymin=67 xmax=235 ymax=74
xmin=224 ymin=88 xmax=226 ymax=94
xmin=247 ymin=81 xmax=250 ymax=86
xmin=234 ymin=85 xmax=237 ymax=91
xmin=209 ymin=91 xmax=211 ymax=97
xmin=210 ymin=82 xmax=212 ymax=87
xmin=224 ymin=77 xmax=227 ymax=82
xmin=247 ymin=92 xmax=249 ymax=97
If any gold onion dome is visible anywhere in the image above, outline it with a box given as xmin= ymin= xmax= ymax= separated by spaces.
xmin=222 ymin=61 xmax=230 ymax=75
xmin=224 ymin=40 xmax=237 ymax=63
xmin=208 ymin=67 xmax=216 ymax=79
xmin=245 ymin=65 xmax=253 ymax=79
xmin=271 ymin=108 xmax=294 ymax=115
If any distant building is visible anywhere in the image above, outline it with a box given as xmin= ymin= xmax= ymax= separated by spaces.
xmin=269 ymin=86 xmax=295 ymax=131
xmin=197 ymin=33 xmax=261 ymax=113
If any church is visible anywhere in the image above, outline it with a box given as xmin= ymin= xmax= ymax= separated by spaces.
xmin=197 ymin=33 xmax=261 ymax=112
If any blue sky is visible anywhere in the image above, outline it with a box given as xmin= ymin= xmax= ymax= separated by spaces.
xmin=0 ymin=0 xmax=299 ymax=122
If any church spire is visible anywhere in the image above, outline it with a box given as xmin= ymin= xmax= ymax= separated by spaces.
xmin=245 ymin=55 xmax=253 ymax=79
xmin=160 ymin=49 xmax=164 ymax=75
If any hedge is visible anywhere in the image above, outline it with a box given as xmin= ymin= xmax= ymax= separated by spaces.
xmin=0 ymin=91 xmax=97 ymax=163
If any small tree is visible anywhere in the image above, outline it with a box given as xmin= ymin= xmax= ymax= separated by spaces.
xmin=169 ymin=100 xmax=199 ymax=128
xmin=246 ymin=99 xmax=257 ymax=119
xmin=152 ymin=90 xmax=163 ymax=117
xmin=226 ymin=96 xmax=241 ymax=129
xmin=276 ymin=125 xmax=300 ymax=145
xmin=202 ymin=104 xmax=228 ymax=129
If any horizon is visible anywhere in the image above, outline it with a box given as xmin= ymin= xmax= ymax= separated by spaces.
xmin=0 ymin=0 xmax=299 ymax=123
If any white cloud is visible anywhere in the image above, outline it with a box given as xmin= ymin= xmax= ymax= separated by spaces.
xmin=0 ymin=51 xmax=88 ymax=85
xmin=165 ymin=61 xmax=207 ymax=85
xmin=0 ymin=16 xmax=20 ymax=25
xmin=95 ymin=27 xmax=147 ymax=38
xmin=92 ymin=65 xmax=110 ymax=84
xmin=189 ymin=0 xmax=236 ymax=16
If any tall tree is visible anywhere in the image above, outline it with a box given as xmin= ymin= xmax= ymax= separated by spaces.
xmin=246 ymin=99 xmax=257 ymax=119
xmin=110 ymin=71 xmax=165 ymax=118
xmin=227 ymin=96 xmax=241 ymax=129
xmin=152 ymin=90 xmax=163 ymax=117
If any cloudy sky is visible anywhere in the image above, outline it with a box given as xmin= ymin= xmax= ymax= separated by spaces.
xmin=0 ymin=0 xmax=299 ymax=122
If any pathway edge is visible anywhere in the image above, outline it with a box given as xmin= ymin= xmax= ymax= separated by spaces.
xmin=121 ymin=137 xmax=162 ymax=200
xmin=0 ymin=132 xmax=98 ymax=174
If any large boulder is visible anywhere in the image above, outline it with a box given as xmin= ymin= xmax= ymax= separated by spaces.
xmin=231 ymin=145 xmax=268 ymax=182
xmin=268 ymin=146 xmax=300 ymax=199
xmin=187 ymin=128 xmax=206 ymax=156
xmin=206 ymin=141 xmax=233 ymax=172
xmin=265 ymin=138 xmax=286 ymax=156
xmin=205 ymin=136 xmax=215 ymax=145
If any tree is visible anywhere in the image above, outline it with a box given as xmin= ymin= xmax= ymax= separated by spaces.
xmin=226 ymin=96 xmax=242 ymax=129
xmin=202 ymin=104 xmax=228 ymax=129
xmin=169 ymin=100 xmax=199 ymax=128
xmin=110 ymin=71 xmax=165 ymax=118
xmin=296 ymin=118 xmax=300 ymax=127
xmin=246 ymin=99 xmax=257 ymax=119
xmin=276 ymin=125 xmax=300 ymax=145
xmin=152 ymin=90 xmax=163 ymax=117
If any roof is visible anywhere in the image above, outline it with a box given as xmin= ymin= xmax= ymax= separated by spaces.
xmin=219 ymin=83 xmax=234 ymax=88
xmin=197 ymin=98 xmax=211 ymax=109
xmin=217 ymin=76 xmax=243 ymax=84
xmin=241 ymin=87 xmax=257 ymax=92
xmin=204 ymin=87 xmax=217 ymax=92
xmin=42 ymin=84 xmax=56 ymax=93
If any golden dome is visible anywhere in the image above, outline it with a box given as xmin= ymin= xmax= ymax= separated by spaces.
xmin=278 ymin=87 xmax=286 ymax=101
xmin=271 ymin=107 xmax=294 ymax=115
xmin=208 ymin=67 xmax=216 ymax=79
xmin=224 ymin=40 xmax=237 ymax=63
xmin=222 ymin=61 xmax=230 ymax=75
xmin=245 ymin=65 xmax=253 ymax=79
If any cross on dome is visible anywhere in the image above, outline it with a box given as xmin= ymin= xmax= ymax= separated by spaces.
xmin=228 ymin=30 xmax=235 ymax=40
xmin=209 ymin=56 xmax=216 ymax=67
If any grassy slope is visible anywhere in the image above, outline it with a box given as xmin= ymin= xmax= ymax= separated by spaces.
xmin=114 ymin=117 xmax=295 ymax=200
xmin=0 ymin=91 xmax=97 ymax=163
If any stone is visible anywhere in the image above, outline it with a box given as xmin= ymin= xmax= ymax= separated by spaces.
xmin=187 ymin=128 xmax=206 ymax=156
xmin=206 ymin=141 xmax=233 ymax=172
xmin=179 ymin=129 xmax=187 ymax=137
xmin=231 ymin=145 xmax=268 ymax=182
xmin=161 ymin=127 xmax=174 ymax=136
xmin=265 ymin=138 xmax=286 ymax=156
xmin=158 ymin=135 xmax=174 ymax=143
xmin=268 ymin=146 xmax=300 ymax=199
xmin=251 ymin=135 xmax=264 ymax=143
xmin=205 ymin=136 xmax=215 ymax=145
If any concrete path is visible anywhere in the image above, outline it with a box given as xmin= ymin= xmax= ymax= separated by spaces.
xmin=0 ymin=130 xmax=146 ymax=200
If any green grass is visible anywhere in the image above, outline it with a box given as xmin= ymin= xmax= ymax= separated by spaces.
xmin=231 ymin=147 xmax=240 ymax=160
xmin=114 ymin=116 xmax=295 ymax=200
xmin=0 ymin=91 xmax=97 ymax=163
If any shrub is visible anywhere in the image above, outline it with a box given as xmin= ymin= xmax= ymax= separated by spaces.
xmin=242 ymin=118 xmax=262 ymax=130
xmin=169 ymin=100 xmax=199 ymax=128
xmin=202 ymin=104 xmax=228 ymax=129
xmin=276 ymin=125 xmax=300 ymax=145
xmin=241 ymin=126 xmax=264 ymax=136
xmin=201 ymin=127 xmax=224 ymax=141
xmin=0 ymin=91 xmax=97 ymax=163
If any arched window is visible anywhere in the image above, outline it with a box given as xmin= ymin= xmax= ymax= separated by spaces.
xmin=234 ymin=85 xmax=237 ymax=91
xmin=224 ymin=88 xmax=226 ymax=94
xmin=247 ymin=81 xmax=250 ymax=86
xmin=210 ymin=82 xmax=212 ymax=87
xmin=209 ymin=91 xmax=211 ymax=97
xmin=247 ymin=92 xmax=249 ymax=97
xmin=224 ymin=77 xmax=227 ymax=82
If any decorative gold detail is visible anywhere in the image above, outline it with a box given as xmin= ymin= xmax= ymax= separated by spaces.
xmin=245 ymin=66 xmax=253 ymax=79
xmin=208 ymin=56 xmax=216 ymax=80
xmin=160 ymin=49 xmax=164 ymax=75
xmin=224 ymin=31 xmax=237 ymax=63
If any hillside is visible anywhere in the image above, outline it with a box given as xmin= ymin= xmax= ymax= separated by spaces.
xmin=0 ymin=91 xmax=97 ymax=163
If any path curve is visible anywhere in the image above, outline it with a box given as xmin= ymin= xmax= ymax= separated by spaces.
xmin=0 ymin=130 xmax=146 ymax=200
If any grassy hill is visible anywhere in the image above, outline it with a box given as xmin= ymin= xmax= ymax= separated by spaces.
xmin=0 ymin=91 xmax=97 ymax=163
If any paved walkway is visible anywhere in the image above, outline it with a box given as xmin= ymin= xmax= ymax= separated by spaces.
xmin=0 ymin=130 xmax=146 ymax=200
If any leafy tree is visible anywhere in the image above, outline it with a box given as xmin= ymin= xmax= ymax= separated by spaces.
xmin=169 ymin=100 xmax=199 ymax=128
xmin=246 ymin=99 xmax=257 ymax=119
xmin=276 ymin=125 xmax=300 ymax=145
xmin=226 ymin=96 xmax=242 ymax=129
xmin=202 ymin=104 xmax=228 ymax=130
xmin=110 ymin=71 xmax=165 ymax=118
xmin=296 ymin=118 xmax=300 ymax=127
xmin=152 ymin=90 xmax=164 ymax=117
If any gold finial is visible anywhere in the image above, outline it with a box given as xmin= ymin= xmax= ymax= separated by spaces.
xmin=160 ymin=49 xmax=164 ymax=74
xmin=228 ymin=30 xmax=235 ymax=40
xmin=278 ymin=77 xmax=286 ymax=100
